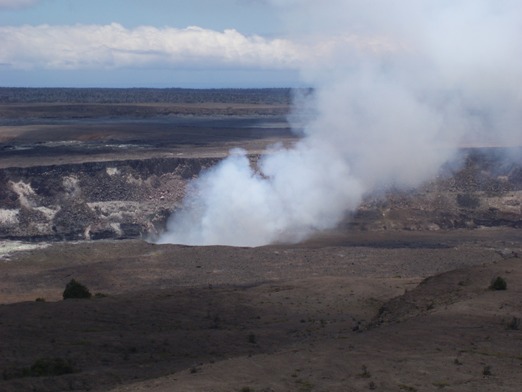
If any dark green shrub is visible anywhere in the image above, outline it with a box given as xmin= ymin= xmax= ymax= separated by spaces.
xmin=489 ymin=276 xmax=507 ymax=291
xmin=30 ymin=358 xmax=75 ymax=377
xmin=3 ymin=367 xmax=28 ymax=380
xmin=507 ymin=316 xmax=520 ymax=330
xmin=3 ymin=358 xmax=75 ymax=380
xmin=63 ymin=279 xmax=91 ymax=299
xmin=359 ymin=365 xmax=371 ymax=378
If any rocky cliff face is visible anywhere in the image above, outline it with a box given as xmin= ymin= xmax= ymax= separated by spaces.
xmin=0 ymin=157 xmax=219 ymax=241
xmin=0 ymin=148 xmax=520 ymax=242
xmin=351 ymin=148 xmax=522 ymax=231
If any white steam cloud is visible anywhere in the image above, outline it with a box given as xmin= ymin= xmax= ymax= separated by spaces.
xmin=158 ymin=0 xmax=522 ymax=247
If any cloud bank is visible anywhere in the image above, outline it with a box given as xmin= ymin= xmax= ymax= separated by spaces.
xmin=0 ymin=23 xmax=302 ymax=70
xmin=0 ymin=22 xmax=396 ymax=73
xmin=158 ymin=0 xmax=522 ymax=247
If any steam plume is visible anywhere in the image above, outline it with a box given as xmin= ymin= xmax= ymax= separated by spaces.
xmin=158 ymin=0 xmax=522 ymax=246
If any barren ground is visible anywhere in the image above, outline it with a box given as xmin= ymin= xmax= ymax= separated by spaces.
xmin=0 ymin=89 xmax=521 ymax=392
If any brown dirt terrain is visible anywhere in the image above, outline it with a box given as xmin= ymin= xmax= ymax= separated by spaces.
xmin=0 ymin=88 xmax=521 ymax=391
xmin=0 ymin=229 xmax=521 ymax=391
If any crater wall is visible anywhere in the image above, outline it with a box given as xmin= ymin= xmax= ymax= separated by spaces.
xmin=0 ymin=148 xmax=520 ymax=242
xmin=0 ymin=157 xmax=219 ymax=241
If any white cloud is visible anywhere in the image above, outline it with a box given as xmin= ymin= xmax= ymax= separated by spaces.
xmin=0 ymin=0 xmax=39 ymax=9
xmin=0 ymin=23 xmax=307 ymax=71
xmin=0 ymin=22 xmax=394 ymax=73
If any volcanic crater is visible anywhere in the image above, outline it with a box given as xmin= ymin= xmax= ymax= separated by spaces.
xmin=0 ymin=88 xmax=521 ymax=392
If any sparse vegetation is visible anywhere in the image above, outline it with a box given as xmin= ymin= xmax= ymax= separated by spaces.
xmin=35 ymin=297 xmax=46 ymax=302
xmin=3 ymin=358 xmax=75 ymax=380
xmin=399 ymin=384 xmax=418 ymax=392
xmin=248 ymin=333 xmax=257 ymax=344
xmin=359 ymin=364 xmax=371 ymax=378
xmin=507 ymin=316 xmax=520 ymax=330
xmin=295 ymin=378 xmax=314 ymax=392
xmin=489 ymin=276 xmax=507 ymax=291
xmin=2 ymin=367 xmax=25 ymax=381
xmin=483 ymin=365 xmax=492 ymax=376
xmin=30 ymin=358 xmax=75 ymax=377
xmin=63 ymin=279 xmax=92 ymax=299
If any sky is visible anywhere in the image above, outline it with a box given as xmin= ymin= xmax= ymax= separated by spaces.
xmin=0 ymin=0 xmax=302 ymax=87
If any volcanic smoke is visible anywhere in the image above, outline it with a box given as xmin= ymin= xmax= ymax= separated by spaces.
xmin=158 ymin=0 xmax=522 ymax=246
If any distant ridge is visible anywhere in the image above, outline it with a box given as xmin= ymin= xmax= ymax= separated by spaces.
xmin=0 ymin=87 xmax=293 ymax=105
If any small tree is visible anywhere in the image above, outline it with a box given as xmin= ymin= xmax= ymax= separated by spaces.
xmin=63 ymin=279 xmax=91 ymax=299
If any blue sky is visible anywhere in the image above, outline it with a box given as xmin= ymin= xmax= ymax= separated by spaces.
xmin=0 ymin=0 xmax=281 ymax=34
xmin=0 ymin=0 xmax=301 ymax=88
